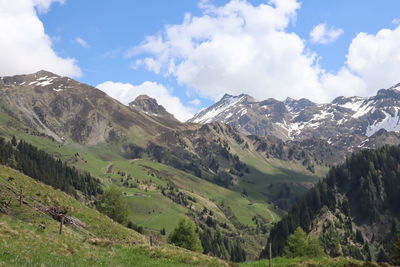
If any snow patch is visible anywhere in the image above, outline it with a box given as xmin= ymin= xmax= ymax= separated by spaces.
xmin=337 ymin=98 xmax=365 ymax=112
xmin=192 ymin=95 xmax=246 ymax=123
xmin=352 ymin=102 xmax=375 ymax=118
xmin=366 ymin=111 xmax=400 ymax=136
xmin=29 ymin=76 xmax=56 ymax=87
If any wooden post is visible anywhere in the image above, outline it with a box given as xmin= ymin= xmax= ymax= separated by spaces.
xmin=59 ymin=216 xmax=64 ymax=235
xmin=269 ymin=242 xmax=272 ymax=267
xmin=19 ymin=189 xmax=23 ymax=207
xmin=149 ymin=235 xmax=153 ymax=246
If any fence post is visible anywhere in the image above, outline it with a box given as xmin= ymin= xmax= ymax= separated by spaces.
xmin=59 ymin=216 xmax=64 ymax=235
xmin=269 ymin=242 xmax=272 ymax=267
xmin=19 ymin=189 xmax=23 ymax=207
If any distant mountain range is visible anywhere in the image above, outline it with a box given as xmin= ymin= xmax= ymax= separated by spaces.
xmin=189 ymin=83 xmax=400 ymax=145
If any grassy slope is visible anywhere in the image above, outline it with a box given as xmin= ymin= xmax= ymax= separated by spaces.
xmin=0 ymin=110 xmax=324 ymax=228
xmin=240 ymin=257 xmax=366 ymax=267
xmin=0 ymin=121 xmax=279 ymax=230
xmin=229 ymin=140 xmax=326 ymax=204
xmin=0 ymin=165 xmax=230 ymax=267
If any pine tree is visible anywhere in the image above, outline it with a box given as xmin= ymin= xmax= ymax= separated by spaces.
xmin=11 ymin=136 xmax=17 ymax=146
xmin=168 ymin=219 xmax=203 ymax=253
xmin=306 ymin=236 xmax=325 ymax=257
xmin=393 ymin=224 xmax=400 ymax=265
xmin=377 ymin=248 xmax=389 ymax=263
xmin=284 ymin=227 xmax=308 ymax=257
xmin=160 ymin=228 xmax=166 ymax=235
xmin=284 ymin=227 xmax=325 ymax=258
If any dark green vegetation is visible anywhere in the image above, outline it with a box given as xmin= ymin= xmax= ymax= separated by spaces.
xmin=0 ymin=71 xmax=328 ymax=261
xmin=0 ymin=137 xmax=101 ymax=197
xmin=283 ymin=227 xmax=324 ymax=258
xmin=168 ymin=218 xmax=203 ymax=253
xmin=393 ymin=225 xmax=400 ymax=265
xmin=240 ymin=257 xmax=372 ymax=267
xmin=97 ymin=186 xmax=129 ymax=224
xmin=265 ymin=145 xmax=400 ymax=264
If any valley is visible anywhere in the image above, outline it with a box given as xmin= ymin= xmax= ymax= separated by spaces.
xmin=2 ymin=0 xmax=400 ymax=266
xmin=1 ymin=71 xmax=400 ymax=265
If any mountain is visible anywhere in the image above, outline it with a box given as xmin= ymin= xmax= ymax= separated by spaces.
xmin=0 ymin=70 xmax=177 ymax=145
xmin=0 ymin=71 xmax=329 ymax=261
xmin=128 ymin=95 xmax=181 ymax=128
xmin=263 ymin=145 xmax=400 ymax=262
xmin=189 ymin=84 xmax=400 ymax=144
xmin=129 ymin=94 xmax=172 ymax=117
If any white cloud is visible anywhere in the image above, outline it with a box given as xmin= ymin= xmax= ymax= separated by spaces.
xmin=33 ymin=0 xmax=65 ymax=13
xmin=0 ymin=0 xmax=81 ymax=77
xmin=75 ymin=37 xmax=89 ymax=48
xmin=96 ymin=81 xmax=194 ymax=121
xmin=130 ymin=0 xmax=400 ymax=103
xmin=345 ymin=26 xmax=400 ymax=93
xmin=310 ymin=23 xmax=343 ymax=44
xmin=189 ymin=98 xmax=201 ymax=106
xmin=130 ymin=0 xmax=330 ymax=102
xmin=393 ymin=18 xmax=400 ymax=25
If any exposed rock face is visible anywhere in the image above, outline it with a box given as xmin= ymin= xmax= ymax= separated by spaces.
xmin=129 ymin=95 xmax=177 ymax=120
xmin=189 ymin=83 xmax=400 ymax=152
xmin=0 ymin=71 xmax=172 ymax=145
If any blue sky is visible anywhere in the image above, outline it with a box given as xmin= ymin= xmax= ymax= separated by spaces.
xmin=2 ymin=0 xmax=400 ymax=120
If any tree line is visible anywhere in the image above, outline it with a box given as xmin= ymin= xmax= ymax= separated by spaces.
xmin=263 ymin=145 xmax=400 ymax=263
xmin=0 ymin=136 xmax=101 ymax=197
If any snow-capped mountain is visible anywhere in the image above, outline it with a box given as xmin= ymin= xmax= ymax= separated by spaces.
xmin=189 ymin=83 xmax=400 ymax=141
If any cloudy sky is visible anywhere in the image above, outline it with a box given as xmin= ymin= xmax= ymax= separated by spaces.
xmin=1 ymin=0 xmax=400 ymax=121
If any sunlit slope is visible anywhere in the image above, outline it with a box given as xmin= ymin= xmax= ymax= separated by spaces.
xmin=0 ymin=165 xmax=231 ymax=266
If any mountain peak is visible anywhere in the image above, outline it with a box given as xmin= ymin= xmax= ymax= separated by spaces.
xmin=390 ymin=83 xmax=400 ymax=90
xmin=129 ymin=95 xmax=174 ymax=118
xmin=132 ymin=94 xmax=153 ymax=101
xmin=221 ymin=93 xmax=234 ymax=100
xmin=189 ymin=81 xmax=400 ymax=140
xmin=284 ymin=97 xmax=315 ymax=113
xmin=34 ymin=70 xmax=60 ymax=78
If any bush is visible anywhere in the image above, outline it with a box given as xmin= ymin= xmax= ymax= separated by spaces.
xmin=168 ymin=219 xmax=203 ymax=253
xmin=393 ymin=224 xmax=400 ymax=265
xmin=97 ymin=186 xmax=129 ymax=225
xmin=284 ymin=227 xmax=325 ymax=258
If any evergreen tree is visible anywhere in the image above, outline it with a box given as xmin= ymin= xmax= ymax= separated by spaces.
xmin=160 ymin=228 xmax=166 ymax=235
xmin=168 ymin=219 xmax=203 ymax=253
xmin=97 ymin=186 xmax=129 ymax=225
xmin=11 ymin=136 xmax=17 ymax=146
xmin=284 ymin=227 xmax=325 ymax=258
xmin=377 ymin=248 xmax=389 ymax=263
xmin=306 ymin=236 xmax=325 ymax=257
xmin=355 ymin=229 xmax=364 ymax=244
xmin=393 ymin=224 xmax=400 ymax=265
xmin=0 ymin=138 xmax=100 ymax=197
xmin=284 ymin=227 xmax=308 ymax=257
xmin=265 ymin=145 xmax=400 ymax=258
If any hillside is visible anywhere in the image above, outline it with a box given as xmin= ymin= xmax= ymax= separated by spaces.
xmin=0 ymin=164 xmax=231 ymax=266
xmin=263 ymin=145 xmax=400 ymax=263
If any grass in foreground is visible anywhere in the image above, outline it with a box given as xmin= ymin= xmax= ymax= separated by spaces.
xmin=240 ymin=257 xmax=371 ymax=267
xmin=0 ymin=165 xmax=231 ymax=267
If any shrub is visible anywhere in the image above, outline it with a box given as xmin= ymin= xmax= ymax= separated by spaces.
xmin=284 ymin=227 xmax=325 ymax=258
xmin=168 ymin=219 xmax=203 ymax=253
xmin=97 ymin=186 xmax=129 ymax=225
